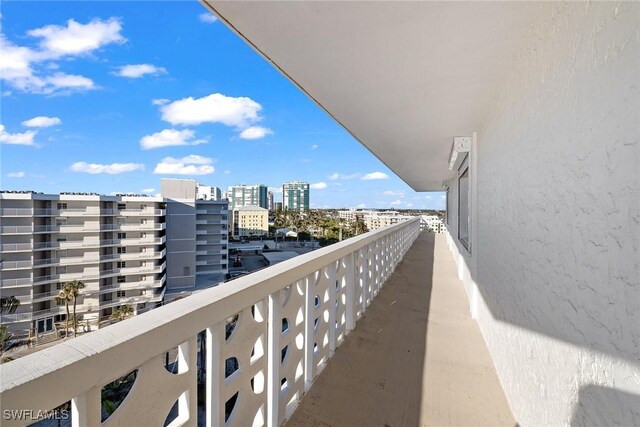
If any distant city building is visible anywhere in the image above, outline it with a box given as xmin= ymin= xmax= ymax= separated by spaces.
xmin=362 ymin=210 xmax=412 ymax=230
xmin=420 ymin=215 xmax=445 ymax=233
xmin=282 ymin=181 xmax=310 ymax=211
xmin=0 ymin=191 xmax=167 ymax=336
xmin=161 ymin=179 xmax=229 ymax=296
xmin=267 ymin=191 xmax=275 ymax=211
xmin=227 ymin=185 xmax=268 ymax=210
xmin=274 ymin=202 xmax=283 ymax=212
xmin=196 ymin=185 xmax=222 ymax=201
xmin=232 ymin=206 xmax=269 ymax=238
xmin=338 ymin=208 xmax=361 ymax=223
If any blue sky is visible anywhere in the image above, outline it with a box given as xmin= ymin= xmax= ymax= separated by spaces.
xmin=0 ymin=1 xmax=444 ymax=210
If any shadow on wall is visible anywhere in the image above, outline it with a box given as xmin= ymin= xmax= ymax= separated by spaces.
xmin=570 ymin=384 xmax=640 ymax=426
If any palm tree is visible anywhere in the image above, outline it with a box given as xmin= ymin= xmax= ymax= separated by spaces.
xmin=0 ymin=296 xmax=20 ymax=314
xmin=110 ymin=305 xmax=134 ymax=323
xmin=55 ymin=287 xmax=73 ymax=339
xmin=63 ymin=280 xmax=86 ymax=337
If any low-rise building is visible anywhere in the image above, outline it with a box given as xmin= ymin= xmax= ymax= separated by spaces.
xmin=420 ymin=215 xmax=445 ymax=233
xmin=232 ymin=206 xmax=269 ymax=238
xmin=362 ymin=210 xmax=413 ymax=231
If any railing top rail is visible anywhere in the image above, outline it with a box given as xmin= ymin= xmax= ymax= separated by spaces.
xmin=0 ymin=218 xmax=419 ymax=407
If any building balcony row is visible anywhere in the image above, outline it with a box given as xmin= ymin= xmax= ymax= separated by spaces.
xmin=0 ymin=261 xmax=166 ymax=288
xmin=0 ymin=208 xmax=166 ymax=217
xmin=1 ymin=248 xmax=167 ymax=270
xmin=0 ymin=236 xmax=167 ymax=253
xmin=0 ymin=223 xmax=166 ymax=235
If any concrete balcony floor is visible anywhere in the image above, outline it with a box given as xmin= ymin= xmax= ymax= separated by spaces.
xmin=286 ymin=232 xmax=515 ymax=427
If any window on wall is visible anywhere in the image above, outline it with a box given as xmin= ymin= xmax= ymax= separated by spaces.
xmin=446 ymin=188 xmax=450 ymax=225
xmin=458 ymin=155 xmax=471 ymax=251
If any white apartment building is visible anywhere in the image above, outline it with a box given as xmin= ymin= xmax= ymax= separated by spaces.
xmin=232 ymin=206 xmax=269 ymax=238
xmin=420 ymin=215 xmax=445 ymax=233
xmin=196 ymin=185 xmax=222 ymax=201
xmin=0 ymin=191 xmax=167 ymax=336
xmin=337 ymin=208 xmax=360 ymax=223
xmin=362 ymin=210 xmax=412 ymax=231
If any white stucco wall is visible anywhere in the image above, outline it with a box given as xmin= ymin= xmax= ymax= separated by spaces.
xmin=446 ymin=3 xmax=640 ymax=425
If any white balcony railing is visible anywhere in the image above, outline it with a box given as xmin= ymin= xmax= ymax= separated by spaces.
xmin=0 ymin=219 xmax=419 ymax=427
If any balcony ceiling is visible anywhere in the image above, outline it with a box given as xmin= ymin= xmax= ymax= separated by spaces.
xmin=205 ymin=1 xmax=542 ymax=191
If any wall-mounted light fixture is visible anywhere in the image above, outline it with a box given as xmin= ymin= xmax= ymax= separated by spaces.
xmin=448 ymin=136 xmax=471 ymax=171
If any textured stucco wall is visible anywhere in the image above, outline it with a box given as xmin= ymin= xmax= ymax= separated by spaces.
xmin=447 ymin=3 xmax=640 ymax=425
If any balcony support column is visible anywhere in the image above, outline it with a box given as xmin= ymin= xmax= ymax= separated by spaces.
xmin=206 ymin=322 xmax=224 ymax=427
xmin=267 ymin=290 xmax=281 ymax=427
xmin=71 ymin=385 xmax=101 ymax=427
xmin=327 ymin=262 xmax=337 ymax=356
xmin=345 ymin=251 xmax=356 ymax=333
xmin=303 ymin=274 xmax=314 ymax=392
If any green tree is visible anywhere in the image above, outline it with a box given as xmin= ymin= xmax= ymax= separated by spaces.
xmin=56 ymin=286 xmax=74 ymax=338
xmin=111 ymin=305 xmax=134 ymax=323
xmin=0 ymin=325 xmax=10 ymax=355
xmin=61 ymin=280 xmax=86 ymax=337
xmin=0 ymin=296 xmax=20 ymax=314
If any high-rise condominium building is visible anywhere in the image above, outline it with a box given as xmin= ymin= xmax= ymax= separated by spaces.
xmin=160 ymin=179 xmax=229 ymax=297
xmin=0 ymin=191 xmax=167 ymax=336
xmin=227 ymin=185 xmax=268 ymax=210
xmin=282 ymin=181 xmax=310 ymax=211
xmin=267 ymin=191 xmax=275 ymax=211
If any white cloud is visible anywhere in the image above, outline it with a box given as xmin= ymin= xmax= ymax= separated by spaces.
xmin=44 ymin=72 xmax=95 ymax=93
xmin=22 ymin=116 xmax=62 ymax=128
xmin=356 ymin=203 xmax=367 ymax=209
xmin=0 ymin=18 xmax=123 ymax=94
xmin=310 ymin=182 xmax=327 ymax=190
xmin=268 ymin=186 xmax=282 ymax=194
xmin=153 ymin=155 xmax=214 ymax=176
xmin=311 ymin=144 xmax=318 ymax=150
xmin=27 ymin=18 xmax=126 ymax=58
xmin=239 ymin=126 xmax=272 ymax=140
xmin=0 ymin=124 xmax=37 ymax=146
xmin=382 ymin=190 xmax=405 ymax=198
xmin=328 ymin=172 xmax=360 ymax=180
xmin=141 ymin=188 xmax=155 ymax=193
xmin=152 ymin=98 xmax=169 ymax=106
xmin=198 ymin=13 xmax=218 ymax=24
xmin=223 ymin=170 xmax=231 ymax=175
xmin=7 ymin=171 xmax=26 ymax=178
xmin=116 ymin=64 xmax=167 ymax=78
xmin=362 ymin=172 xmax=389 ymax=181
xmin=389 ymin=199 xmax=403 ymax=205
xmin=160 ymin=93 xmax=262 ymax=128
xmin=70 ymin=161 xmax=144 ymax=174
xmin=140 ymin=128 xmax=207 ymax=150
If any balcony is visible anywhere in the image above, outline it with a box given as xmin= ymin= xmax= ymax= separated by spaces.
xmin=0 ymin=208 xmax=34 ymax=217
xmin=0 ymin=220 xmax=459 ymax=426
xmin=101 ymin=208 xmax=166 ymax=216
xmin=33 ymin=208 xmax=100 ymax=217
xmin=0 ymin=226 xmax=32 ymax=235
xmin=0 ymin=260 xmax=32 ymax=270
xmin=0 ymin=243 xmax=32 ymax=253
